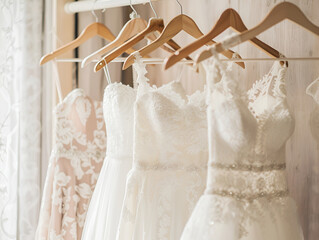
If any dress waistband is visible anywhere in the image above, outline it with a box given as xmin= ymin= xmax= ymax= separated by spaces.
xmin=134 ymin=161 xmax=207 ymax=171
xmin=205 ymin=188 xmax=289 ymax=201
xmin=53 ymin=148 xmax=105 ymax=158
xmin=205 ymin=166 xmax=288 ymax=201
xmin=209 ymin=162 xmax=286 ymax=172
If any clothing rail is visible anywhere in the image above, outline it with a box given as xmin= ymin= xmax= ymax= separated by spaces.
xmin=65 ymin=0 xmax=160 ymax=14
xmin=55 ymin=57 xmax=319 ymax=64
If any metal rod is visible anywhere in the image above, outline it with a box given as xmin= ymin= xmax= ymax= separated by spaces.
xmin=220 ymin=57 xmax=319 ymax=62
xmin=65 ymin=0 xmax=160 ymax=14
xmin=55 ymin=57 xmax=319 ymax=64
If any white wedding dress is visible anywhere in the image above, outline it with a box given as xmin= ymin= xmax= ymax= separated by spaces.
xmin=81 ymin=82 xmax=136 ymax=240
xmin=181 ymin=52 xmax=304 ymax=240
xmin=116 ymin=55 xmax=208 ymax=240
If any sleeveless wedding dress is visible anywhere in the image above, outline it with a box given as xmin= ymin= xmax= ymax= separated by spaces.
xmin=116 ymin=54 xmax=208 ymax=240
xmin=81 ymin=82 xmax=136 ymax=240
xmin=36 ymin=89 xmax=106 ymax=240
xmin=181 ymin=51 xmax=304 ymax=240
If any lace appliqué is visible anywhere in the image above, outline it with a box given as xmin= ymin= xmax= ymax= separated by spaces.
xmin=203 ymin=48 xmax=242 ymax=105
xmin=247 ymin=62 xmax=288 ymax=103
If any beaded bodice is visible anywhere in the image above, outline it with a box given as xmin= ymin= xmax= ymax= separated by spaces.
xmin=204 ymin=55 xmax=294 ymax=200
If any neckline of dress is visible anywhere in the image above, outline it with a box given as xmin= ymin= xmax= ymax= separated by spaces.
xmin=210 ymin=56 xmax=289 ymax=125
xmin=103 ymin=81 xmax=136 ymax=94
xmin=55 ymin=88 xmax=101 ymax=113
xmin=221 ymin=61 xmax=286 ymax=95
xmin=133 ymin=57 xmax=206 ymax=108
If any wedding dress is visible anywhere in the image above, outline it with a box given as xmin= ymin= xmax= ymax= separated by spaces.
xmin=36 ymin=89 xmax=106 ymax=240
xmin=116 ymin=54 xmax=208 ymax=240
xmin=81 ymin=82 xmax=136 ymax=240
xmin=181 ymin=51 xmax=304 ymax=240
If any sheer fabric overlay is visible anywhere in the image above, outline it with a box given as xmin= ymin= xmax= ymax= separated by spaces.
xmin=116 ymin=53 xmax=208 ymax=240
xmin=181 ymin=52 xmax=304 ymax=240
xmin=0 ymin=1 xmax=44 ymax=239
xmin=81 ymin=82 xmax=136 ymax=240
xmin=35 ymin=89 xmax=106 ymax=240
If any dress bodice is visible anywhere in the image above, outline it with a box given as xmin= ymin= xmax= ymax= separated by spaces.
xmin=103 ymin=83 xmax=136 ymax=159
xmin=204 ymin=54 xmax=294 ymax=200
xmin=36 ymin=89 xmax=106 ymax=240
xmin=55 ymin=88 xmax=107 ymax=157
xmin=133 ymin=55 xmax=208 ymax=170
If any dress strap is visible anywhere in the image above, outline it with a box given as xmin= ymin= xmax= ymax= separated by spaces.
xmin=259 ymin=54 xmax=288 ymax=100
xmin=175 ymin=63 xmax=184 ymax=83
xmin=306 ymin=77 xmax=319 ymax=104
xmin=202 ymin=45 xmax=239 ymax=102
xmin=53 ymin=60 xmax=64 ymax=103
xmin=102 ymin=61 xmax=112 ymax=85
xmin=132 ymin=52 xmax=152 ymax=96
xmin=271 ymin=61 xmax=288 ymax=99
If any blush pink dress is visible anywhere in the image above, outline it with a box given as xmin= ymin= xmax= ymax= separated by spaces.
xmin=35 ymin=89 xmax=106 ymax=240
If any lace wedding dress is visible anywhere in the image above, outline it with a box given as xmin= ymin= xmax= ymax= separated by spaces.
xmin=36 ymin=89 xmax=106 ymax=240
xmin=181 ymin=52 xmax=304 ymax=240
xmin=81 ymin=82 xmax=136 ymax=240
xmin=116 ymin=55 xmax=208 ymax=240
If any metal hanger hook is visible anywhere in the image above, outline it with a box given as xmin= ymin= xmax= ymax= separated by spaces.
xmin=91 ymin=0 xmax=99 ymax=22
xmin=129 ymin=0 xmax=138 ymax=18
xmin=148 ymin=0 xmax=158 ymax=18
xmin=175 ymin=0 xmax=183 ymax=14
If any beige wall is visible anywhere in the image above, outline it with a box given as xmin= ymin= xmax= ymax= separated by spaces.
xmin=76 ymin=0 xmax=318 ymax=238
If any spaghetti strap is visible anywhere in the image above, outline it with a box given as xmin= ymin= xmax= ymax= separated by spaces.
xmin=132 ymin=52 xmax=152 ymax=97
xmin=202 ymin=45 xmax=236 ymax=103
xmin=53 ymin=60 xmax=63 ymax=103
xmin=102 ymin=61 xmax=112 ymax=85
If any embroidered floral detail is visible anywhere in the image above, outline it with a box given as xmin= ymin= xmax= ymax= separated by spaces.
xmin=36 ymin=89 xmax=106 ymax=240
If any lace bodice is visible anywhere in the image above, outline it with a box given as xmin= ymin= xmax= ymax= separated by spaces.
xmin=204 ymin=54 xmax=294 ymax=199
xmin=133 ymin=55 xmax=208 ymax=170
xmin=36 ymin=89 xmax=106 ymax=240
xmin=116 ymin=55 xmax=209 ymax=240
xmin=103 ymin=82 xmax=136 ymax=159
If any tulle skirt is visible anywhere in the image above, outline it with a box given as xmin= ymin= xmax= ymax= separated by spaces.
xmin=180 ymin=194 xmax=304 ymax=240
xmin=81 ymin=156 xmax=132 ymax=240
xmin=116 ymin=167 xmax=207 ymax=240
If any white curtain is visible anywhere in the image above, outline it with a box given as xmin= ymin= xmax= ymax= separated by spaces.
xmin=0 ymin=0 xmax=44 ymax=239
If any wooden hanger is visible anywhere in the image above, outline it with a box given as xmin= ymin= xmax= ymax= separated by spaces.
xmin=122 ymin=13 xmax=244 ymax=70
xmin=81 ymin=18 xmax=176 ymax=68
xmin=82 ymin=0 xmax=181 ymax=68
xmin=94 ymin=17 xmax=189 ymax=72
xmin=81 ymin=18 xmax=149 ymax=68
xmin=196 ymin=2 xmax=319 ymax=63
xmin=40 ymin=22 xmax=136 ymax=65
xmin=165 ymin=8 xmax=280 ymax=69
